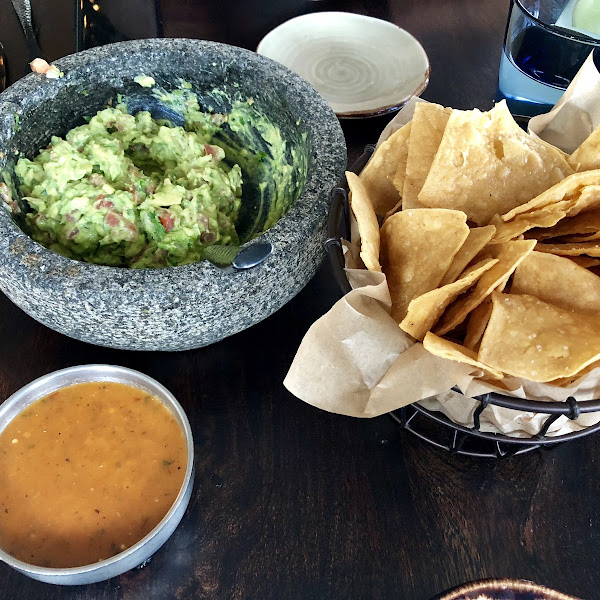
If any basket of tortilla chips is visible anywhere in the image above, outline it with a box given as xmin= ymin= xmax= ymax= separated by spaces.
xmin=348 ymin=97 xmax=600 ymax=385
xmin=285 ymin=53 xmax=600 ymax=443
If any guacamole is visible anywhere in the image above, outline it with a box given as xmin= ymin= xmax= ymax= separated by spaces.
xmin=15 ymin=103 xmax=243 ymax=268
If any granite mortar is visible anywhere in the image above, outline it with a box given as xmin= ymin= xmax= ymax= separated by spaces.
xmin=0 ymin=39 xmax=346 ymax=350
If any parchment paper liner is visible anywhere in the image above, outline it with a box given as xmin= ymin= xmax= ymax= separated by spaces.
xmin=285 ymin=53 xmax=600 ymax=437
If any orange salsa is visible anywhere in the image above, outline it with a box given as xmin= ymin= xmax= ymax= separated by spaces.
xmin=0 ymin=381 xmax=187 ymax=568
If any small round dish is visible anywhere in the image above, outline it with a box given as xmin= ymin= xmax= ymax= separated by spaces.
xmin=257 ymin=11 xmax=430 ymax=118
xmin=434 ymin=578 xmax=579 ymax=600
xmin=0 ymin=365 xmax=194 ymax=585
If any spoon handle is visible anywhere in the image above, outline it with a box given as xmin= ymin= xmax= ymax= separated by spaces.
xmin=10 ymin=0 xmax=46 ymax=65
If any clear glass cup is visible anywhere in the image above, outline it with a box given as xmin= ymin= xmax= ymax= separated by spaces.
xmin=496 ymin=0 xmax=600 ymax=116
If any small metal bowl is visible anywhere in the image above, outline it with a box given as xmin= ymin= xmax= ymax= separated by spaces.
xmin=0 ymin=364 xmax=195 ymax=585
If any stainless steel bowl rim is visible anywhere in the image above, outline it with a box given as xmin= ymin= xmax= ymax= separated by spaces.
xmin=0 ymin=364 xmax=194 ymax=581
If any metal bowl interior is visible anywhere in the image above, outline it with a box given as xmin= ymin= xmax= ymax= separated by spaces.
xmin=0 ymin=364 xmax=195 ymax=585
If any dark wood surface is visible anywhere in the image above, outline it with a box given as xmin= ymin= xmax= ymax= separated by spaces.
xmin=1 ymin=1 xmax=599 ymax=598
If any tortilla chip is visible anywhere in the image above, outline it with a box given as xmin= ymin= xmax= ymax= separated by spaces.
xmin=494 ymin=179 xmax=600 ymax=243
xmin=527 ymin=207 xmax=600 ymax=241
xmin=479 ymin=292 xmax=600 ymax=382
xmin=434 ymin=239 xmax=537 ymax=335
xmin=535 ymin=241 xmax=600 ymax=256
xmin=512 ymin=251 xmax=600 ymax=316
xmin=384 ymin=197 xmax=403 ymax=220
xmin=389 ymin=121 xmax=412 ymax=197
xmin=494 ymin=209 xmax=569 ymax=243
xmin=423 ymin=332 xmax=504 ymax=379
xmin=563 ymin=184 xmax=600 ymax=217
xmin=346 ymin=172 xmax=381 ymax=272
xmin=401 ymin=103 xmax=452 ymax=210
xmin=568 ymin=256 xmax=600 ymax=268
xmin=380 ymin=209 xmax=469 ymax=322
xmin=417 ymin=101 xmax=573 ymax=225
xmin=561 ymin=232 xmax=600 ymax=242
xmin=464 ymin=299 xmax=492 ymax=350
xmin=400 ymin=258 xmax=497 ymax=341
xmin=360 ymin=122 xmax=410 ymax=217
xmin=440 ymin=225 xmax=496 ymax=286
xmin=569 ymin=123 xmax=600 ymax=172
xmin=550 ymin=360 xmax=600 ymax=387
xmin=500 ymin=172 xmax=600 ymax=222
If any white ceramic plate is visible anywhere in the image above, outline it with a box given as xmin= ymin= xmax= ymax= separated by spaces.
xmin=257 ymin=11 xmax=430 ymax=118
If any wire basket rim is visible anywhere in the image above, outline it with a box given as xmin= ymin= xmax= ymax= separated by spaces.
xmin=412 ymin=401 xmax=600 ymax=444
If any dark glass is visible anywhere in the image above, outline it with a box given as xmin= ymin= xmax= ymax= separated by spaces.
xmin=497 ymin=0 xmax=600 ymax=116
xmin=508 ymin=23 xmax=592 ymax=89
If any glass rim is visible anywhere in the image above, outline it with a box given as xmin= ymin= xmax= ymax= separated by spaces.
xmin=514 ymin=0 xmax=600 ymax=45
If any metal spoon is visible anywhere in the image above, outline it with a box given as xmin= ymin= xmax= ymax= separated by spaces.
xmin=232 ymin=242 xmax=273 ymax=270
xmin=202 ymin=241 xmax=273 ymax=269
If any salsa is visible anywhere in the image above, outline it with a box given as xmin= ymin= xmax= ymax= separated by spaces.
xmin=0 ymin=382 xmax=187 ymax=567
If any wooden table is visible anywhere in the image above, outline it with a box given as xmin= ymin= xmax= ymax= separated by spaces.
xmin=1 ymin=1 xmax=598 ymax=598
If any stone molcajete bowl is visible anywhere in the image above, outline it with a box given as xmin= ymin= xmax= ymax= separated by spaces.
xmin=0 ymin=39 xmax=346 ymax=350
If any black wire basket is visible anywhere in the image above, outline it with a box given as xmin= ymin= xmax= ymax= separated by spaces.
xmin=324 ymin=145 xmax=600 ymax=458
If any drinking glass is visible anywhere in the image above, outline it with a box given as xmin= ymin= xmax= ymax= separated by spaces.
xmin=497 ymin=0 xmax=600 ymax=116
